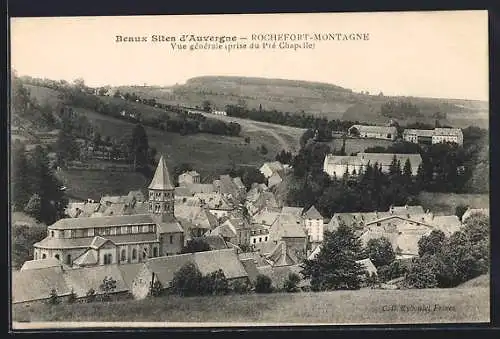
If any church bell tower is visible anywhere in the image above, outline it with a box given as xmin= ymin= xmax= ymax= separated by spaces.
xmin=148 ymin=155 xmax=175 ymax=222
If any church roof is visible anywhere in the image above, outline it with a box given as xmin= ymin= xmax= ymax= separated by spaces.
xmin=149 ymin=155 xmax=174 ymax=190
xmin=304 ymin=205 xmax=323 ymax=220
xmin=48 ymin=214 xmax=155 ymax=230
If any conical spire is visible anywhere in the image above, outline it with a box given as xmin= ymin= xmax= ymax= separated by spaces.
xmin=148 ymin=155 xmax=174 ymax=190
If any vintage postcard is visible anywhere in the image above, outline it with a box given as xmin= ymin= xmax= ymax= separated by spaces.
xmin=9 ymin=10 xmax=490 ymax=330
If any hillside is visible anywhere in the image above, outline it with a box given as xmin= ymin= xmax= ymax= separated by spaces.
xmin=117 ymin=76 xmax=489 ymax=129
xmin=13 ymin=287 xmax=489 ymax=325
xmin=18 ymin=84 xmax=299 ymax=198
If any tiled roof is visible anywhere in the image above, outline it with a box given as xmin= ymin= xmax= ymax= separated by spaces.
xmin=202 ymin=235 xmax=229 ymax=250
xmin=144 ymin=253 xmax=193 ymax=287
xmin=63 ymin=264 xmax=129 ymax=297
xmin=252 ymin=210 xmax=280 ymax=226
xmin=73 ymin=249 xmax=99 ymax=266
xmin=49 ymin=214 xmax=155 ymax=230
xmin=89 ymin=236 xmax=110 ymax=249
xmin=434 ymin=128 xmax=463 ymax=136
xmin=240 ymin=258 xmax=260 ymax=283
xmin=356 ymin=258 xmax=378 ymax=275
xmin=304 ymin=205 xmax=323 ymax=220
xmin=462 ymin=208 xmax=489 ymax=222
xmin=20 ymin=258 xmax=62 ymax=271
xmin=118 ymin=263 xmax=144 ymax=290
xmin=268 ymin=241 xmax=299 ymax=267
xmin=238 ymin=252 xmax=270 ymax=268
xmin=149 ymin=155 xmax=174 ymax=190
xmin=281 ymin=206 xmax=304 ymax=217
xmin=193 ymin=249 xmax=248 ymax=279
xmin=12 ymin=267 xmax=72 ymax=303
xmin=34 ymin=232 xmax=159 ymax=250
xmin=158 ymin=220 xmax=184 ymax=234
xmin=403 ymin=129 xmax=435 ymax=137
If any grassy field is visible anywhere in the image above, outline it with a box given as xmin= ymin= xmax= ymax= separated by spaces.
xmin=70 ymin=107 xmax=278 ymax=178
xmin=323 ymin=137 xmax=396 ymax=155
xmin=12 ymin=287 xmax=489 ymax=326
xmin=55 ymin=169 xmax=149 ymax=201
xmin=418 ymin=192 xmax=490 ymax=215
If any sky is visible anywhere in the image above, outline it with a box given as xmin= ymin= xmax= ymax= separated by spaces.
xmin=10 ymin=11 xmax=489 ymax=101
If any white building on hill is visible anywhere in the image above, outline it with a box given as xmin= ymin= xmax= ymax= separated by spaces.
xmin=348 ymin=125 xmax=398 ymax=141
xmin=323 ymin=153 xmax=422 ymax=178
xmin=403 ymin=128 xmax=463 ymax=146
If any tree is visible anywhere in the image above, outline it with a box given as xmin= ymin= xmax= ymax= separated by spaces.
xmin=181 ymin=238 xmax=211 ymax=254
xmin=202 ymin=100 xmax=212 ymax=112
xmin=67 ymin=288 xmax=77 ymax=304
xmin=244 ymin=137 xmax=251 ymax=144
xmin=55 ymin=130 xmax=80 ymax=165
xmin=255 ymin=274 xmax=273 ymax=293
xmin=418 ymin=230 xmax=446 ymax=257
xmin=455 ymin=204 xmax=469 ymax=221
xmin=86 ymin=288 xmax=96 ymax=303
xmin=404 ymin=256 xmax=438 ymax=289
xmin=260 ymin=144 xmax=268 ymax=155
xmin=171 ymin=262 xmax=204 ymax=297
xmin=203 ymin=269 xmax=230 ymax=295
xmin=99 ymin=276 xmax=117 ymax=301
xmin=301 ymin=225 xmax=365 ymax=291
xmin=48 ymin=288 xmax=60 ymax=305
xmin=365 ymin=237 xmax=396 ymax=267
xmin=24 ymin=193 xmax=42 ymax=221
xmin=130 ymin=124 xmax=149 ymax=169
xmin=11 ymin=144 xmax=31 ymax=211
xmin=283 ymin=273 xmax=301 ymax=292
xmin=150 ymin=279 xmax=163 ymax=297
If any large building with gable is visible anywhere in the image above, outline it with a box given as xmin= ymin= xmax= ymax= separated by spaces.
xmin=33 ymin=155 xmax=185 ymax=267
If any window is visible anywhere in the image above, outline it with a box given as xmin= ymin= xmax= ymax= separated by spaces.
xmin=142 ymin=225 xmax=149 ymax=233
xmin=153 ymin=247 xmax=158 ymax=257
xmin=121 ymin=249 xmax=126 ymax=262
xmin=104 ymin=227 xmax=111 ymax=236
xmin=55 ymin=254 xmax=60 ymax=260
xmin=66 ymin=254 xmax=72 ymax=265
xmin=169 ymin=235 xmax=173 ymax=244
xmin=132 ymin=249 xmax=137 ymax=260
xmin=51 ymin=231 xmax=54 ymax=237
xmin=155 ymin=204 xmax=160 ymax=213
xmin=42 ymin=253 xmax=46 ymax=259
xmin=116 ymin=227 xmax=121 ymax=235
xmin=88 ymin=228 xmax=94 ymax=237
xmin=149 ymin=225 xmax=154 ymax=233
xmin=265 ymin=236 xmax=268 ymax=241
xmin=143 ymin=248 xmax=148 ymax=259
xmin=259 ymin=237 xmax=262 ymax=242
xmin=132 ymin=226 xmax=139 ymax=234
xmin=253 ymin=238 xmax=256 ymax=244
xmin=35 ymin=252 xmax=38 ymax=260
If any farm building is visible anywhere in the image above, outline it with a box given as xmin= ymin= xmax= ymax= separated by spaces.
xmin=402 ymin=128 xmax=464 ymax=146
xmin=323 ymin=153 xmax=422 ymax=179
xmin=348 ymin=125 xmax=398 ymax=141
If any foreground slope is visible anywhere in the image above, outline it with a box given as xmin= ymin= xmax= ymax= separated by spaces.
xmin=13 ymin=287 xmax=489 ymax=325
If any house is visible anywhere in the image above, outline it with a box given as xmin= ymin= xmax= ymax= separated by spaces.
xmin=100 ymin=195 xmax=136 ymax=207
xmin=303 ymin=205 xmax=324 ymax=243
xmin=245 ymin=191 xmax=280 ymax=216
xmin=249 ymin=224 xmax=271 ymax=246
xmin=251 ymin=209 xmax=281 ymax=228
xmin=403 ymin=128 xmax=464 ymax=146
xmin=356 ymin=258 xmax=378 ymax=277
xmin=32 ymin=155 xmax=185 ymax=267
xmin=323 ymin=153 xmax=422 ymax=179
xmin=259 ymin=161 xmax=285 ymax=179
xmin=178 ymin=170 xmax=201 ymax=185
xmin=194 ymin=192 xmax=234 ymax=218
xmin=348 ymin=125 xmax=398 ymax=141
xmin=130 ymin=249 xmax=248 ymax=299
xmin=268 ymin=172 xmax=283 ymax=188
xmin=176 ymin=207 xmax=219 ymax=238
xmin=461 ymin=208 xmax=489 ymax=223
xmin=266 ymin=241 xmax=300 ymax=267
xmin=214 ymin=175 xmax=244 ymax=202
xmin=268 ymin=212 xmax=308 ymax=260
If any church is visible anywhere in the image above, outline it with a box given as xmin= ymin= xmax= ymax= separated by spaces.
xmin=33 ymin=155 xmax=185 ymax=267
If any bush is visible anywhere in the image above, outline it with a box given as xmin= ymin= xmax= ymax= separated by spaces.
xmin=67 ymin=288 xmax=77 ymax=304
xmin=171 ymin=262 xmax=204 ymax=297
xmin=202 ymin=269 xmax=230 ymax=295
xmin=231 ymin=279 xmax=253 ymax=294
xmin=99 ymin=276 xmax=117 ymax=301
xmin=47 ymin=288 xmax=60 ymax=305
xmin=283 ymin=273 xmax=301 ymax=292
xmin=404 ymin=256 xmax=438 ymax=289
xmin=255 ymin=274 xmax=273 ymax=293
xmin=86 ymin=288 xmax=96 ymax=303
